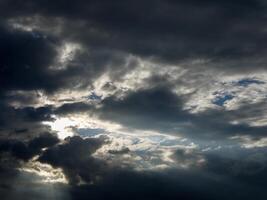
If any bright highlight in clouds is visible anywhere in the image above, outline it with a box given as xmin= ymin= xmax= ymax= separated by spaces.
xmin=43 ymin=117 xmax=76 ymax=139
xmin=1 ymin=0 xmax=267 ymax=199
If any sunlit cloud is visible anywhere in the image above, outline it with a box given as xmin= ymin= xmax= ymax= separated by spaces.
xmin=2 ymin=0 xmax=267 ymax=199
xmin=19 ymin=159 xmax=68 ymax=184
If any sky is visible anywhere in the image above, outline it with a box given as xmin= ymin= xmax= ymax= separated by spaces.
xmin=1 ymin=0 xmax=267 ymax=199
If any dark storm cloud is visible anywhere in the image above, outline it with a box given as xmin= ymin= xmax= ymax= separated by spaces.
xmin=1 ymin=0 xmax=267 ymax=73
xmin=54 ymin=102 xmax=93 ymax=116
xmin=1 ymin=133 xmax=267 ymax=200
xmin=2 ymin=136 xmax=267 ymax=200
xmin=0 ymin=25 xmax=86 ymax=95
xmin=203 ymin=148 xmax=267 ymax=180
xmin=1 ymin=0 xmax=264 ymax=140
xmin=53 ymin=85 xmax=267 ymax=141
xmin=0 ymin=132 xmax=59 ymax=161
xmin=0 ymin=1 xmax=267 ymax=200
xmin=0 ymin=168 xmax=70 ymax=200
xmin=38 ymin=136 xmax=109 ymax=185
xmin=198 ymin=147 xmax=267 ymax=199
xmin=0 ymin=102 xmax=54 ymax=138
xmin=0 ymin=11 xmax=128 ymax=149
xmin=67 ymin=159 xmax=267 ymax=200
xmin=0 ymin=132 xmax=62 ymax=199
xmin=0 ymin=25 xmax=60 ymax=93
xmin=99 ymin=87 xmax=186 ymax=121
xmin=1 ymin=135 xmax=267 ymax=200
xmin=0 ymin=23 xmax=129 ymax=97
xmin=28 ymin=132 xmax=60 ymax=150
xmin=24 ymin=136 xmax=267 ymax=200
xmin=75 ymin=87 xmax=265 ymax=140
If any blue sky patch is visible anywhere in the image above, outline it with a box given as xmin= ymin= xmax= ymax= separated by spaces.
xmin=87 ymin=92 xmax=102 ymax=101
xmin=236 ymin=78 xmax=265 ymax=87
xmin=77 ymin=128 xmax=105 ymax=137
xmin=212 ymin=94 xmax=234 ymax=106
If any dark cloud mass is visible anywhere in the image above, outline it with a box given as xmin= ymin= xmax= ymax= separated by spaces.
xmin=38 ymin=136 xmax=109 ymax=185
xmin=1 ymin=0 xmax=267 ymax=72
xmin=1 ymin=0 xmax=267 ymax=199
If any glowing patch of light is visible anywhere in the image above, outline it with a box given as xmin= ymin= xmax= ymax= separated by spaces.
xmin=93 ymin=130 xmax=198 ymax=171
xmin=230 ymin=135 xmax=267 ymax=148
xmin=43 ymin=117 xmax=76 ymax=139
xmin=57 ymin=42 xmax=81 ymax=67
xmin=19 ymin=160 xmax=68 ymax=184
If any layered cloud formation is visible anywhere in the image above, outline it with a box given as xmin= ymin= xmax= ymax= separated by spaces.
xmin=1 ymin=0 xmax=267 ymax=199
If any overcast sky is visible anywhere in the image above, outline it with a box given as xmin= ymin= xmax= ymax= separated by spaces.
xmin=1 ymin=0 xmax=267 ymax=199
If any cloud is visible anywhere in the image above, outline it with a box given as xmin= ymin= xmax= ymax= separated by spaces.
xmin=108 ymin=147 xmax=130 ymax=155
xmin=0 ymin=25 xmax=59 ymax=94
xmin=0 ymin=1 xmax=267 ymax=199
xmin=0 ymin=132 xmax=59 ymax=161
xmin=54 ymin=86 xmax=267 ymax=140
xmin=1 ymin=0 xmax=267 ymax=74
xmin=38 ymin=136 xmax=109 ymax=185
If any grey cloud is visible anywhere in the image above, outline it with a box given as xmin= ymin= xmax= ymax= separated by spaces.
xmin=1 ymin=0 xmax=266 ymax=73
xmin=54 ymin=85 xmax=267 ymax=141
xmin=38 ymin=136 xmax=109 ymax=185
xmin=108 ymin=147 xmax=130 ymax=155
xmin=0 ymin=132 xmax=59 ymax=161
xmin=93 ymin=87 xmax=266 ymax=140
xmin=0 ymin=1 xmax=267 ymax=199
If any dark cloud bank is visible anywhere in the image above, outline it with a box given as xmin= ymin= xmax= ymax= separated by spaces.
xmin=1 ymin=134 xmax=267 ymax=200
xmin=1 ymin=0 xmax=267 ymax=200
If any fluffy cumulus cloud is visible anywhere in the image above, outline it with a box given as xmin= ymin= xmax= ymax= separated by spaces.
xmin=0 ymin=0 xmax=267 ymax=199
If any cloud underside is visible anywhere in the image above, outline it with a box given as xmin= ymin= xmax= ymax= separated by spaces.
xmin=1 ymin=0 xmax=267 ymax=199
